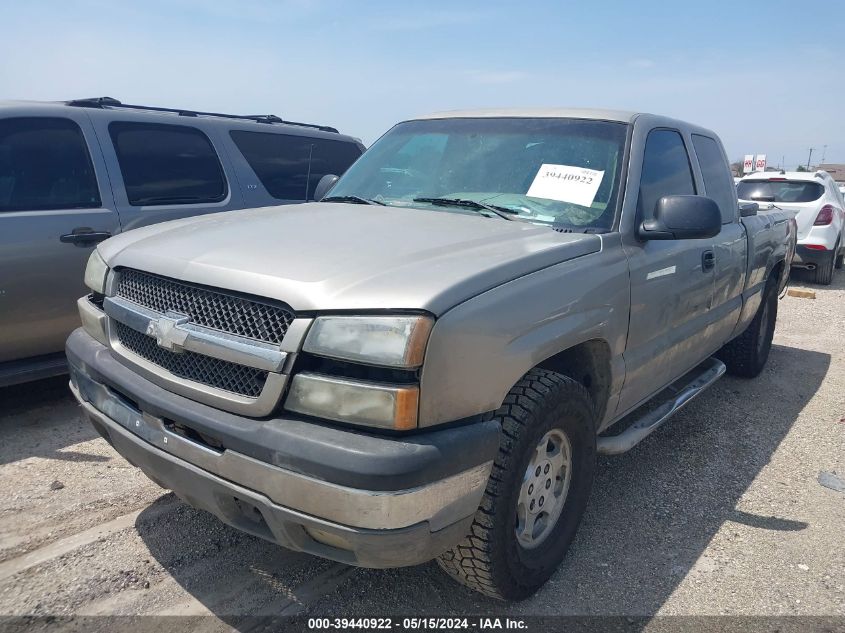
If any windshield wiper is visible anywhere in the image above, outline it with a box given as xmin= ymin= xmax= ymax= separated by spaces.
xmin=322 ymin=195 xmax=385 ymax=206
xmin=748 ymin=197 xmax=787 ymax=212
xmin=549 ymin=223 xmax=609 ymax=234
xmin=412 ymin=197 xmax=517 ymax=221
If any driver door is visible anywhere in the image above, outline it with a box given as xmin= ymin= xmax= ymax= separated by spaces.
xmin=617 ymin=128 xmax=716 ymax=414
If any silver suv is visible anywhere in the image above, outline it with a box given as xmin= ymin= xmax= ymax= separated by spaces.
xmin=0 ymin=97 xmax=364 ymax=386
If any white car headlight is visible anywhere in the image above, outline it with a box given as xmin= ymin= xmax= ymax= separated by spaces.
xmin=303 ymin=315 xmax=433 ymax=368
xmin=84 ymin=250 xmax=110 ymax=294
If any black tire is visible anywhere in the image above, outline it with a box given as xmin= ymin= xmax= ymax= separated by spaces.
xmin=835 ymin=245 xmax=844 ymax=270
xmin=437 ymin=368 xmax=596 ymax=601
xmin=814 ymin=244 xmax=837 ymax=285
xmin=715 ymin=275 xmax=778 ymax=378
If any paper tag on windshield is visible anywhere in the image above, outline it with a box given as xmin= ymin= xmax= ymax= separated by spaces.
xmin=526 ymin=164 xmax=604 ymax=207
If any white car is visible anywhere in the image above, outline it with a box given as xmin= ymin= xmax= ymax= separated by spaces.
xmin=738 ymin=171 xmax=845 ymax=284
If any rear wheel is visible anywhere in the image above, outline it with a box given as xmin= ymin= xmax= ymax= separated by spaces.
xmin=835 ymin=243 xmax=844 ymax=270
xmin=437 ymin=369 xmax=596 ymax=600
xmin=814 ymin=243 xmax=837 ymax=285
xmin=716 ymin=275 xmax=778 ymax=378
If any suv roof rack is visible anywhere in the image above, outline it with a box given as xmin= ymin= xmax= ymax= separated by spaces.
xmin=65 ymin=97 xmax=339 ymax=133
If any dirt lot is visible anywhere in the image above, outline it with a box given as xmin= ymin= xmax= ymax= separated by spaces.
xmin=0 ymin=271 xmax=843 ymax=627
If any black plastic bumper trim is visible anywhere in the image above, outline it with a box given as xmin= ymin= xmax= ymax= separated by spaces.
xmin=66 ymin=328 xmax=500 ymax=491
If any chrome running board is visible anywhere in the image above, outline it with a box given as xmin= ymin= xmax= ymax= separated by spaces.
xmin=597 ymin=357 xmax=726 ymax=455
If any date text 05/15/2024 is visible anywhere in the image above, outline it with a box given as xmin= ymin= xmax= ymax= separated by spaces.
xmin=307 ymin=618 xmax=528 ymax=630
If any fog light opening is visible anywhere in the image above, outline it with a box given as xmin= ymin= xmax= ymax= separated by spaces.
xmin=305 ymin=527 xmax=353 ymax=552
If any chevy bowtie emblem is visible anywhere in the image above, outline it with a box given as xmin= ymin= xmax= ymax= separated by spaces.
xmin=146 ymin=312 xmax=190 ymax=352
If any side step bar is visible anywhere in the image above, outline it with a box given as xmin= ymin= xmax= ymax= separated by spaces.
xmin=597 ymin=357 xmax=726 ymax=455
xmin=0 ymin=353 xmax=68 ymax=388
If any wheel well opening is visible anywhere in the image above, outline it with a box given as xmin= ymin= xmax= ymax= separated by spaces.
xmin=536 ymin=340 xmax=611 ymax=426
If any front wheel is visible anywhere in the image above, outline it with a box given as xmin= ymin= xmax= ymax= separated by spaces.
xmin=437 ymin=369 xmax=596 ymax=600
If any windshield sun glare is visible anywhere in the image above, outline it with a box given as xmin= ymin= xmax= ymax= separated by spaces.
xmin=327 ymin=117 xmax=628 ymax=230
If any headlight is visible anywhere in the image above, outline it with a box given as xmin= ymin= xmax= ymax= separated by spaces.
xmin=78 ymin=297 xmax=108 ymax=345
xmin=285 ymin=372 xmax=418 ymax=430
xmin=303 ymin=315 xmax=433 ymax=368
xmin=84 ymin=250 xmax=110 ymax=294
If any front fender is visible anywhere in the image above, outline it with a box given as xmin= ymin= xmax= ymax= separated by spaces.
xmin=418 ymin=245 xmax=629 ymax=427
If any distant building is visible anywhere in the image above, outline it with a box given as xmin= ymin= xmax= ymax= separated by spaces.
xmin=816 ymin=164 xmax=845 ymax=182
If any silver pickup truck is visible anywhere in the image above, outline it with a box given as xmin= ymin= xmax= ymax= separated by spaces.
xmin=66 ymin=108 xmax=795 ymax=600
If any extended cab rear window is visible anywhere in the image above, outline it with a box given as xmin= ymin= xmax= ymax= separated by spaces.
xmin=737 ymin=179 xmax=824 ymax=203
xmin=0 ymin=117 xmax=101 ymax=212
xmin=692 ymin=134 xmax=736 ymax=224
xmin=109 ymin=122 xmax=227 ymax=206
xmin=230 ymin=130 xmax=363 ymax=201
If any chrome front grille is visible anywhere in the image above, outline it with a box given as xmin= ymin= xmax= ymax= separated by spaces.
xmin=116 ymin=269 xmax=294 ymax=344
xmin=114 ymin=322 xmax=268 ymax=398
xmin=104 ymin=268 xmax=301 ymax=416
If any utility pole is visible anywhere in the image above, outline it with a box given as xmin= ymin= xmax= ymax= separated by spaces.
xmin=807 ymin=147 xmax=815 ymax=170
xmin=821 ymin=145 xmax=827 ymax=165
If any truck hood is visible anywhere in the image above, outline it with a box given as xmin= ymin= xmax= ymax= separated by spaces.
xmin=99 ymin=202 xmax=601 ymax=315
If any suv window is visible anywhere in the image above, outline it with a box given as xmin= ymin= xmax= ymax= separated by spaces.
xmin=109 ymin=122 xmax=227 ymax=206
xmin=692 ymin=134 xmax=736 ymax=223
xmin=638 ymin=129 xmax=695 ymax=220
xmin=230 ymin=131 xmax=362 ymax=201
xmin=0 ymin=117 xmax=100 ymax=212
xmin=737 ymin=179 xmax=825 ymax=203
xmin=306 ymin=137 xmax=364 ymax=200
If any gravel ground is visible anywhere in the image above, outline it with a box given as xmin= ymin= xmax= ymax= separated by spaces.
xmin=0 ymin=270 xmax=843 ymax=626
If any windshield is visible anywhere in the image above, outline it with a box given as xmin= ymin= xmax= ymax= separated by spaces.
xmin=737 ymin=179 xmax=824 ymax=203
xmin=328 ymin=117 xmax=628 ymax=230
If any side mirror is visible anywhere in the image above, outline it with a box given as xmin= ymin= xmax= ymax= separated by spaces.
xmin=739 ymin=201 xmax=758 ymax=217
xmin=638 ymin=195 xmax=722 ymax=240
xmin=313 ymin=174 xmax=339 ymax=201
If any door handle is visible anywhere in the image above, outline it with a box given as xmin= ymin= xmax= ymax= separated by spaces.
xmin=702 ymin=250 xmax=716 ymax=272
xmin=60 ymin=228 xmax=112 ymax=247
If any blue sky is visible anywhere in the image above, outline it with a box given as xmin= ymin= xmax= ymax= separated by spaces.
xmin=2 ymin=1 xmax=843 ymax=168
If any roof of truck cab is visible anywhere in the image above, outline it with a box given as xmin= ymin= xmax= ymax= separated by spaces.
xmin=413 ymin=107 xmax=639 ymax=123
